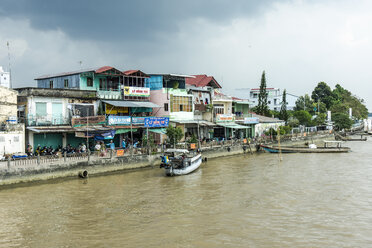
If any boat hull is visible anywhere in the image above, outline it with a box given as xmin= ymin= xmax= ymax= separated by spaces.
xmin=165 ymin=154 xmax=202 ymax=176
xmin=260 ymin=145 xmax=350 ymax=153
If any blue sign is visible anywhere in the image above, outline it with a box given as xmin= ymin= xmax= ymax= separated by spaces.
xmin=108 ymin=116 xmax=131 ymax=125
xmin=144 ymin=117 xmax=169 ymax=127
xmin=132 ymin=117 xmax=145 ymax=125
xmin=244 ymin=117 xmax=259 ymax=124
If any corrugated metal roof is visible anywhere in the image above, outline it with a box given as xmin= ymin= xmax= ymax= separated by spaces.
xmin=35 ymin=66 xmax=123 ymax=80
xmin=123 ymin=70 xmax=150 ymax=77
xmin=34 ymin=67 xmax=102 ymax=80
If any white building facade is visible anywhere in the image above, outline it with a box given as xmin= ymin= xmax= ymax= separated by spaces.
xmin=247 ymin=88 xmax=298 ymax=111
xmin=0 ymin=66 xmax=10 ymax=88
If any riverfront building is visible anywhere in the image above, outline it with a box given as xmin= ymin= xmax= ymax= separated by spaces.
xmin=16 ymin=87 xmax=100 ymax=149
xmin=237 ymin=87 xmax=298 ymax=111
xmin=33 ymin=67 xmax=160 ymax=148
xmin=0 ymin=86 xmax=25 ymax=156
xmin=5 ymin=65 xmax=290 ymax=156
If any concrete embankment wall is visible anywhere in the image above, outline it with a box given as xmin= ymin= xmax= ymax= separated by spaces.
xmin=0 ymin=134 xmax=334 ymax=188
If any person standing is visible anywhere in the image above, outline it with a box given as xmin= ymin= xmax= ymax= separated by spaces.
xmin=109 ymin=140 xmax=115 ymax=150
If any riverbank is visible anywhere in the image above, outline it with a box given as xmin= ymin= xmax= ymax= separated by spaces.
xmin=0 ymin=133 xmax=334 ymax=188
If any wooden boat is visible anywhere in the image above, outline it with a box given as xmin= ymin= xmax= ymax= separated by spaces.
xmin=260 ymin=141 xmax=350 ymax=153
xmin=160 ymin=149 xmax=202 ymax=176
xmin=335 ymin=133 xmax=367 ymax=141
xmin=338 ymin=136 xmax=367 ymax=141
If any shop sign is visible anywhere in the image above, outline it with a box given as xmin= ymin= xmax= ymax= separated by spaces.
xmin=216 ymin=114 xmax=234 ymax=122
xmin=124 ymin=86 xmax=150 ymax=97
xmin=144 ymin=117 xmax=169 ymax=127
xmin=116 ymin=149 xmax=125 ymax=157
xmin=108 ymin=116 xmax=131 ymax=125
xmin=132 ymin=117 xmax=145 ymax=125
xmin=244 ymin=117 xmax=259 ymax=124
xmin=72 ymin=115 xmax=106 ymax=126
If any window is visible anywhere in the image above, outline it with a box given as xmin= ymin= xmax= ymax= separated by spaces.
xmin=170 ymin=95 xmax=192 ymax=112
xmin=268 ymin=101 xmax=271 ymax=104
xmin=99 ymin=78 xmax=107 ymax=91
xmin=164 ymin=103 xmax=169 ymax=111
xmin=214 ymin=104 xmax=224 ymax=115
xmin=87 ymin=77 xmax=93 ymax=87
xmin=64 ymin=79 xmax=69 ymax=88
xmin=36 ymin=102 xmax=47 ymax=117
xmin=13 ymin=136 xmax=19 ymax=142
xmin=49 ymin=80 xmax=53 ymax=88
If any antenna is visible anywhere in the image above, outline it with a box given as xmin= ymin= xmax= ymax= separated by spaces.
xmin=7 ymin=41 xmax=12 ymax=88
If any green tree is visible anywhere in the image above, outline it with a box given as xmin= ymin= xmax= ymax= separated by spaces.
xmin=279 ymin=89 xmax=289 ymax=123
xmin=313 ymin=112 xmax=327 ymax=126
xmin=256 ymin=71 xmax=270 ymax=116
xmin=293 ymin=110 xmax=312 ymax=126
xmin=287 ymin=116 xmax=300 ymax=127
xmin=294 ymin=94 xmax=314 ymax=113
xmin=166 ymin=126 xmax=184 ymax=147
xmin=312 ymin=82 xmax=334 ymax=109
xmin=332 ymin=112 xmax=353 ymax=130
xmin=331 ymin=84 xmax=368 ymax=120
xmin=142 ymin=133 xmax=156 ymax=151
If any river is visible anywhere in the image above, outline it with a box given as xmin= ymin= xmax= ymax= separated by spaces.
xmin=0 ymin=139 xmax=371 ymax=247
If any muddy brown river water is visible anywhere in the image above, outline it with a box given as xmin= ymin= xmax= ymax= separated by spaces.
xmin=0 ymin=140 xmax=371 ymax=247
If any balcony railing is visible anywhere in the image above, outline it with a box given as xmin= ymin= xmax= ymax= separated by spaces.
xmin=234 ymin=113 xmax=253 ymax=120
xmin=27 ymin=114 xmax=71 ymax=126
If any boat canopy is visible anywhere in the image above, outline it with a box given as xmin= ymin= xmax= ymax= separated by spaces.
xmin=165 ymin=149 xmax=189 ymax=153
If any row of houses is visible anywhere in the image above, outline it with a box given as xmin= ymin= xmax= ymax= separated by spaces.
xmin=0 ymin=66 xmax=284 ymax=156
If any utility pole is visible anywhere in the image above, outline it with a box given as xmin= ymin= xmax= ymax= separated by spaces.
xmin=86 ymin=108 xmax=89 ymax=151
xmin=7 ymin=41 xmax=12 ymax=88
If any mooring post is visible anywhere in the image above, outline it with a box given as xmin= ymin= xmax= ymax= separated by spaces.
xmin=87 ymin=149 xmax=90 ymax=162
xmin=7 ymin=156 xmax=11 ymax=170
xmin=37 ymin=154 xmax=40 ymax=165
xmin=64 ymin=151 xmax=66 ymax=162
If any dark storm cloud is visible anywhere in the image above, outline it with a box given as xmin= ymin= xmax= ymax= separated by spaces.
xmin=0 ymin=0 xmax=283 ymax=41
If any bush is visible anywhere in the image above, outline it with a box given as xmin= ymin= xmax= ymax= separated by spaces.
xmin=166 ymin=126 xmax=184 ymax=145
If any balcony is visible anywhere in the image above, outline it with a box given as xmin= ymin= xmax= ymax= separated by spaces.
xmin=234 ymin=113 xmax=253 ymax=121
xmin=194 ymin=104 xmax=213 ymax=113
xmin=27 ymin=114 xmax=71 ymax=126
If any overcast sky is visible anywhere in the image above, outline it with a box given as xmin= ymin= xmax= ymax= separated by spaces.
xmin=1 ymin=0 xmax=372 ymax=110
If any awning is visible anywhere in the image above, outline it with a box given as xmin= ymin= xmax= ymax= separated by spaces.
xmin=27 ymin=126 xmax=76 ymax=133
xmin=216 ymin=122 xmax=251 ymax=129
xmin=170 ymin=120 xmax=216 ymax=126
xmin=103 ymin=100 xmax=160 ymax=108
xmin=149 ymin=128 xmax=167 ymax=134
xmin=115 ymin=128 xmax=138 ymax=134
xmin=74 ymin=125 xmax=114 ymax=132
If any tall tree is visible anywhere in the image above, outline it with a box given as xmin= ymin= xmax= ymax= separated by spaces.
xmin=279 ymin=89 xmax=289 ymax=123
xmin=256 ymin=71 xmax=269 ymax=116
xmin=311 ymin=82 xmax=334 ymax=109
xmin=294 ymin=94 xmax=313 ymax=113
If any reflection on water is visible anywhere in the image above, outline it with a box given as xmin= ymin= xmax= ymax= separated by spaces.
xmin=0 ymin=140 xmax=372 ymax=247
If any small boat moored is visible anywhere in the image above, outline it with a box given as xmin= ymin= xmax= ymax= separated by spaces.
xmin=160 ymin=149 xmax=202 ymax=176
xmin=260 ymin=140 xmax=351 ymax=153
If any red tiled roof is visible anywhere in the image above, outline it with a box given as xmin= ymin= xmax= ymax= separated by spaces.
xmin=232 ymin=96 xmax=242 ymax=101
xmin=95 ymin=66 xmax=114 ymax=73
xmin=185 ymin=75 xmax=222 ymax=88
